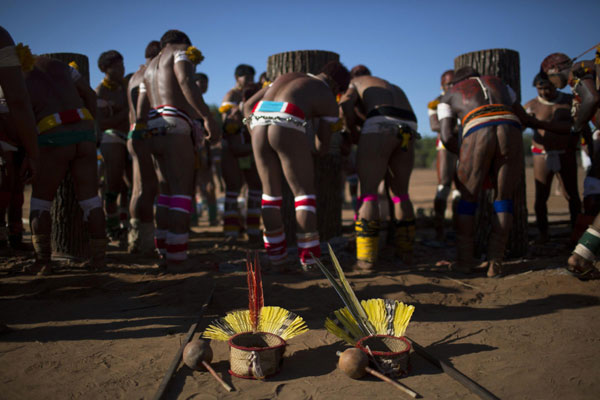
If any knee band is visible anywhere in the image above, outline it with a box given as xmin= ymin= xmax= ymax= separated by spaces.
xmin=457 ymin=199 xmax=478 ymax=215
xmin=263 ymin=228 xmax=287 ymax=264
xmin=435 ymin=185 xmax=451 ymax=201
xmin=359 ymin=194 xmax=378 ymax=203
xmin=157 ymin=194 xmax=171 ymax=209
xmin=392 ymin=194 xmax=410 ymax=204
xmin=295 ymin=194 xmax=317 ymax=213
xmin=166 ymin=231 xmax=189 ymax=262
xmin=574 ymin=227 xmax=600 ymax=261
xmin=154 ymin=229 xmax=167 ymax=255
xmin=395 ymin=219 xmax=416 ymax=253
xmin=261 ymin=194 xmax=282 ymax=210
xmin=297 ymin=231 xmax=320 ymax=265
xmin=452 ymin=190 xmax=461 ymax=200
xmin=493 ymin=200 xmax=513 ymax=214
xmin=248 ymin=190 xmax=263 ymax=202
xmin=170 ymin=195 xmax=192 ymax=214
xmin=355 ymin=219 xmax=380 ymax=263
xmin=105 ymin=191 xmax=118 ymax=203
xmin=30 ymin=197 xmax=52 ymax=214
xmin=347 ymin=174 xmax=358 ymax=185
xmin=78 ymin=196 xmax=102 ymax=221
xmin=225 ymin=191 xmax=239 ymax=207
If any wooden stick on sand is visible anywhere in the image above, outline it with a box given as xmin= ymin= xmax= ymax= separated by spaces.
xmin=153 ymin=285 xmax=216 ymax=400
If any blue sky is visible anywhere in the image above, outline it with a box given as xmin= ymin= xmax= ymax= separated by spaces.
xmin=3 ymin=0 xmax=599 ymax=137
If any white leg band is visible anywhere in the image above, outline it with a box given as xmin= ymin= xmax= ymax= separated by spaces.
xmin=79 ymin=196 xmax=103 ymax=221
xmin=30 ymin=197 xmax=52 ymax=214
xmin=435 ymin=184 xmax=451 ymax=201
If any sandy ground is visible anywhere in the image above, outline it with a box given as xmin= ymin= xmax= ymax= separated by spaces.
xmin=1 ymin=167 xmax=599 ymax=400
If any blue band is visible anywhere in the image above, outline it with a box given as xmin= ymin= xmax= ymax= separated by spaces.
xmin=493 ymin=199 xmax=513 ymax=214
xmin=457 ymin=199 xmax=478 ymax=215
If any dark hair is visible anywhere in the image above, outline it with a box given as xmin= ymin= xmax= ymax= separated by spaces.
xmin=350 ymin=65 xmax=371 ymax=77
xmin=321 ymin=61 xmax=351 ymax=93
xmin=532 ymin=71 xmax=551 ymax=87
xmin=98 ymin=50 xmax=123 ymax=72
xmin=235 ymin=64 xmax=255 ymax=77
xmin=145 ymin=40 xmax=161 ymax=59
xmin=160 ymin=30 xmax=191 ymax=49
xmin=259 ymin=72 xmax=268 ymax=82
xmin=450 ymin=66 xmax=479 ymax=85
xmin=441 ymin=69 xmax=454 ymax=81
xmin=541 ymin=53 xmax=571 ymax=74
xmin=195 ymin=72 xmax=208 ymax=82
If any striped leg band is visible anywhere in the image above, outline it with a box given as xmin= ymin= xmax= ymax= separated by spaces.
xmin=295 ymin=194 xmax=317 ymax=214
xmin=297 ymin=231 xmax=321 ymax=265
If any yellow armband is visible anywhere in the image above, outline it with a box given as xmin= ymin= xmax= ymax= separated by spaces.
xmin=428 ymin=99 xmax=440 ymax=110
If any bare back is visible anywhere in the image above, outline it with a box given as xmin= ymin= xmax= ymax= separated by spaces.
xmin=445 ymin=76 xmax=515 ymax=120
xmin=25 ymin=57 xmax=92 ymax=134
xmin=144 ymin=44 xmax=195 ymax=116
xmin=262 ymin=72 xmax=338 ymax=118
xmin=350 ymin=75 xmax=414 ymax=113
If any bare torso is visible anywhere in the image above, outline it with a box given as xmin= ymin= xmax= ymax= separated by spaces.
xmin=525 ymin=93 xmax=574 ymax=151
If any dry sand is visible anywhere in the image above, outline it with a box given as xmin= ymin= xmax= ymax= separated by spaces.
xmin=1 ymin=167 xmax=598 ymax=400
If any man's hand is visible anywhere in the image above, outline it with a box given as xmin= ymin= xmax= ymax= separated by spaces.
xmin=204 ymin=117 xmax=220 ymax=143
xmin=20 ymin=155 xmax=37 ymax=184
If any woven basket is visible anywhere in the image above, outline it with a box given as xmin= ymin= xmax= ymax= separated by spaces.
xmin=228 ymin=332 xmax=286 ymax=379
xmin=356 ymin=335 xmax=411 ymax=377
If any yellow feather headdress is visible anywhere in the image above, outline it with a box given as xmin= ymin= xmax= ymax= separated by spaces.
xmin=314 ymin=245 xmax=415 ymax=345
xmin=203 ymin=252 xmax=308 ymax=342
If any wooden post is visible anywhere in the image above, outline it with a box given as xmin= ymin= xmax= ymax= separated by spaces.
xmin=454 ymin=49 xmax=528 ymax=258
xmin=266 ymin=50 xmax=342 ymax=245
xmin=42 ymin=52 xmax=91 ymax=258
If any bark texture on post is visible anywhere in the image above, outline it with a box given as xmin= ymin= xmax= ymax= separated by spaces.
xmin=43 ymin=52 xmax=91 ymax=258
xmin=266 ymin=50 xmax=342 ymax=245
xmin=454 ymin=48 xmax=528 ymax=258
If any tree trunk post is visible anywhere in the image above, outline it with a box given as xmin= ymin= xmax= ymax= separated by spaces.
xmin=454 ymin=48 xmax=528 ymax=258
xmin=266 ymin=50 xmax=342 ymax=245
xmin=42 ymin=52 xmax=91 ymax=259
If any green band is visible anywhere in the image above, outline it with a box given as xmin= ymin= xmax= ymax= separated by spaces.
xmin=128 ymin=130 xmax=146 ymax=140
xmin=38 ymin=130 xmax=96 ymax=147
xmin=579 ymin=229 xmax=600 ymax=256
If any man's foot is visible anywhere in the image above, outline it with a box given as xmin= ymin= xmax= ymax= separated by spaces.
xmin=567 ymin=254 xmax=600 ymax=281
xmin=300 ymin=262 xmax=321 ymax=276
xmin=486 ymin=260 xmax=504 ymax=278
xmin=448 ymin=261 xmax=474 ymax=274
xmin=23 ymin=261 xmax=52 ymax=276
